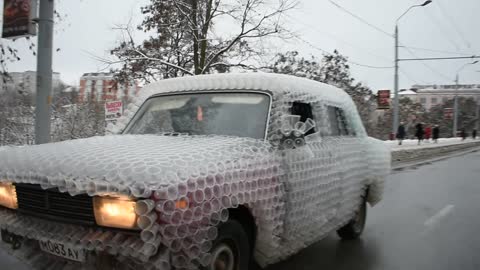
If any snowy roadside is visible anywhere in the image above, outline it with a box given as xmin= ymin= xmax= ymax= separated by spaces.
xmin=386 ymin=138 xmax=480 ymax=152
xmin=389 ymin=139 xmax=480 ymax=166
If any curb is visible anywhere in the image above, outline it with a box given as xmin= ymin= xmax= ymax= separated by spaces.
xmin=391 ymin=145 xmax=480 ymax=171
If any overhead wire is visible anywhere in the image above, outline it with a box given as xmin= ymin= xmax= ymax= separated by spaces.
xmin=424 ymin=8 xmax=462 ymax=51
xmin=326 ymin=0 xmax=393 ymax=38
xmin=436 ymin=0 xmax=471 ymax=50
xmin=399 ymin=68 xmax=426 ymax=85
xmin=293 ymin=35 xmax=393 ymax=69
xmin=284 ymin=12 xmax=392 ymax=63
xmin=401 ymin=46 xmax=452 ymax=81
xmin=325 ymin=0 xmax=467 ymax=83
xmin=400 ymin=46 xmax=474 ymax=56
xmin=326 ymin=0 xmax=476 ymax=57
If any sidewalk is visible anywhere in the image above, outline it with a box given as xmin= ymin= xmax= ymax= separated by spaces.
xmin=385 ymin=138 xmax=480 ymax=152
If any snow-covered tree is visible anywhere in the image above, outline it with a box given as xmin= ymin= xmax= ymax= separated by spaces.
xmin=374 ymin=97 xmax=426 ymax=139
xmin=267 ymin=50 xmax=378 ymax=137
xmin=51 ymin=90 xmax=105 ymax=142
xmin=107 ymin=0 xmax=297 ymax=83
xmin=0 ymin=89 xmax=34 ymax=145
xmin=424 ymin=97 xmax=478 ymax=137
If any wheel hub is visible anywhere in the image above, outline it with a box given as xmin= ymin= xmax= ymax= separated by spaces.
xmin=210 ymin=243 xmax=235 ymax=270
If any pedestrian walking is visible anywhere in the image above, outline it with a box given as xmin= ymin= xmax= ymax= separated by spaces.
xmin=424 ymin=125 xmax=432 ymax=141
xmin=415 ymin=122 xmax=424 ymax=145
xmin=432 ymin=125 xmax=440 ymax=143
xmin=473 ymin=129 xmax=477 ymax=139
xmin=460 ymin=128 xmax=467 ymax=141
xmin=396 ymin=122 xmax=406 ymax=145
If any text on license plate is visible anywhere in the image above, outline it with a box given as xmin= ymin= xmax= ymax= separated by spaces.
xmin=39 ymin=240 xmax=86 ymax=262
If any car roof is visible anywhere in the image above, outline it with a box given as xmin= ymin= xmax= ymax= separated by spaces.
xmin=139 ymin=73 xmax=351 ymax=103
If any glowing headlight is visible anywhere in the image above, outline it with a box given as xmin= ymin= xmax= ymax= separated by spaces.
xmin=93 ymin=196 xmax=138 ymax=229
xmin=0 ymin=182 xmax=18 ymax=209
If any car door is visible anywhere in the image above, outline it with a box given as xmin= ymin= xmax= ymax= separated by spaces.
xmin=279 ymin=101 xmax=342 ymax=249
xmin=326 ymin=105 xmax=370 ymax=226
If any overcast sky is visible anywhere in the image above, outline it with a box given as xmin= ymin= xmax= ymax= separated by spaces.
xmin=2 ymin=0 xmax=479 ymax=91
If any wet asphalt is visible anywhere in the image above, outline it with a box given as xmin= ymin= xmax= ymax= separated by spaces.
xmin=1 ymin=150 xmax=480 ymax=270
xmin=265 ymin=150 xmax=480 ymax=270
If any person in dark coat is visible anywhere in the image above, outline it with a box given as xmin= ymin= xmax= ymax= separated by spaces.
xmin=461 ymin=128 xmax=467 ymax=141
xmin=432 ymin=125 xmax=440 ymax=143
xmin=396 ymin=122 xmax=406 ymax=145
xmin=415 ymin=122 xmax=424 ymax=145
xmin=473 ymin=129 xmax=477 ymax=139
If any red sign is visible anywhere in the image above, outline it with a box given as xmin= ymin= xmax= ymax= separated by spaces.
xmin=377 ymin=90 xmax=391 ymax=109
xmin=2 ymin=0 xmax=37 ymax=39
xmin=444 ymin=108 xmax=453 ymax=120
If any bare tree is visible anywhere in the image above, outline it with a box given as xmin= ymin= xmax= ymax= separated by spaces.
xmin=103 ymin=0 xmax=297 ymax=83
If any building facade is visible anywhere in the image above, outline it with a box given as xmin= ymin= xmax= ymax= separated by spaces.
xmin=0 ymin=71 xmax=62 ymax=93
xmin=409 ymin=84 xmax=480 ymax=110
xmin=78 ymin=73 xmax=141 ymax=103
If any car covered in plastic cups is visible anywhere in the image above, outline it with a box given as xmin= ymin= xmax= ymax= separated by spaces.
xmin=0 ymin=73 xmax=390 ymax=270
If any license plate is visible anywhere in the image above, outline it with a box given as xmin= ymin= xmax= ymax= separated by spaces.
xmin=39 ymin=240 xmax=86 ymax=262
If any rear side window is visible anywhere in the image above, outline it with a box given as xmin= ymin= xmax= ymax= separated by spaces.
xmin=326 ymin=106 xmax=353 ymax=136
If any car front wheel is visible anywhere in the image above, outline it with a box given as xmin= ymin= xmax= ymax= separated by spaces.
xmin=337 ymin=200 xmax=367 ymax=240
xmin=207 ymin=219 xmax=251 ymax=270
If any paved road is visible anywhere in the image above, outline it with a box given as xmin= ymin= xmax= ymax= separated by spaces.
xmin=265 ymin=149 xmax=480 ymax=270
xmin=2 ymin=150 xmax=480 ymax=269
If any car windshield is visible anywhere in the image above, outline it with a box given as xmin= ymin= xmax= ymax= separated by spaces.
xmin=123 ymin=92 xmax=270 ymax=139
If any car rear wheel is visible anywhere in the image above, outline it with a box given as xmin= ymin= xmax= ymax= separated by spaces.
xmin=206 ymin=219 xmax=251 ymax=270
xmin=337 ymin=200 xmax=367 ymax=240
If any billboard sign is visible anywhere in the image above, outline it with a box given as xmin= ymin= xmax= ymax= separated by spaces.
xmin=105 ymin=101 xmax=123 ymax=124
xmin=2 ymin=0 xmax=37 ymax=39
xmin=377 ymin=90 xmax=391 ymax=109
xmin=444 ymin=108 xmax=453 ymax=120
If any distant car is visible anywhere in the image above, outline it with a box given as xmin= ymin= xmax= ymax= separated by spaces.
xmin=0 ymin=73 xmax=390 ymax=270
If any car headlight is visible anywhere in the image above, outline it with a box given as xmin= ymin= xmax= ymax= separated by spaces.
xmin=93 ymin=196 xmax=138 ymax=229
xmin=0 ymin=182 xmax=18 ymax=209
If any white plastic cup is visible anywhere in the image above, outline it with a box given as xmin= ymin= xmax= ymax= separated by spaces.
xmin=135 ymin=199 xmax=155 ymax=216
xmin=203 ymin=187 xmax=213 ymax=201
xmin=156 ymin=200 xmax=175 ymax=215
xmin=140 ymin=223 xmax=160 ymax=243
xmin=193 ymin=190 xmax=205 ymax=204
xmin=137 ymin=212 xmax=158 ymax=230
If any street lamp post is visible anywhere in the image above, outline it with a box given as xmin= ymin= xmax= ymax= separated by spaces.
xmin=453 ymin=61 xmax=479 ymax=137
xmin=35 ymin=0 xmax=55 ymax=144
xmin=392 ymin=1 xmax=432 ymax=138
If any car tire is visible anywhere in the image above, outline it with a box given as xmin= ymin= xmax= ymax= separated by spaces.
xmin=336 ymin=200 xmax=367 ymax=240
xmin=205 ymin=219 xmax=251 ymax=270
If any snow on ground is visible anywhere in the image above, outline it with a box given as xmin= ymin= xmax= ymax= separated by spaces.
xmin=385 ymin=138 xmax=480 ymax=151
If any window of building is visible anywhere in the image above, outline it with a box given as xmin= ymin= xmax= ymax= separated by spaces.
xmin=420 ymin=97 xmax=426 ymax=103
xmin=431 ymin=97 xmax=437 ymax=104
xmin=442 ymin=97 xmax=448 ymax=103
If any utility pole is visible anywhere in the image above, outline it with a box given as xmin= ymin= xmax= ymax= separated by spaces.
xmin=34 ymin=0 xmax=54 ymax=144
xmin=476 ymin=99 xmax=479 ymax=131
xmin=453 ymin=61 xmax=478 ymax=137
xmin=391 ymin=1 xmax=431 ymax=139
xmin=453 ymin=74 xmax=459 ymax=137
xmin=392 ymin=25 xmax=399 ymax=137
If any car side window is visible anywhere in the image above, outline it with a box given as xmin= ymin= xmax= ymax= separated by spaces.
xmin=336 ymin=108 xmax=349 ymax=136
xmin=326 ymin=106 xmax=340 ymax=136
xmin=290 ymin=101 xmax=316 ymax=135
xmin=326 ymin=106 xmax=354 ymax=136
